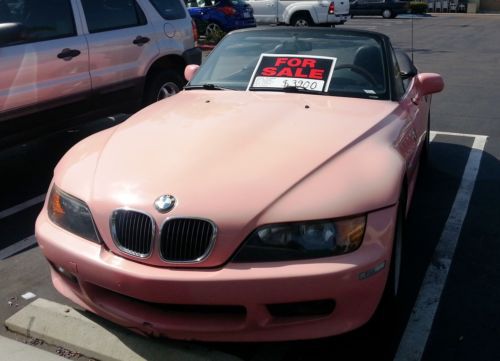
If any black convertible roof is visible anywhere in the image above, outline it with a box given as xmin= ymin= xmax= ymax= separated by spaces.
xmin=230 ymin=27 xmax=392 ymax=45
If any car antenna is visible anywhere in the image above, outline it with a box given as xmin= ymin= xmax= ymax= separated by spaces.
xmin=411 ymin=13 xmax=414 ymax=62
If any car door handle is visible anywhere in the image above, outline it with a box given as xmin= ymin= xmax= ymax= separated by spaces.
xmin=57 ymin=48 xmax=81 ymax=60
xmin=133 ymin=36 xmax=150 ymax=46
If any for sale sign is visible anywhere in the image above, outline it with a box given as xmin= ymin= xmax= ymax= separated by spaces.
xmin=247 ymin=54 xmax=336 ymax=92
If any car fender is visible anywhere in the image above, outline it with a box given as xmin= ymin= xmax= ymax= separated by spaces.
xmin=283 ymin=3 xmax=320 ymax=24
xmin=139 ymin=0 xmax=196 ymax=61
xmin=53 ymin=127 xmax=117 ymax=204
xmin=151 ymin=30 xmax=194 ymax=62
xmin=145 ymin=53 xmax=188 ymax=79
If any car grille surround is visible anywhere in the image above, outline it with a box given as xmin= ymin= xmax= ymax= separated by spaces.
xmin=110 ymin=209 xmax=155 ymax=258
xmin=160 ymin=218 xmax=216 ymax=263
xmin=110 ymin=211 xmax=216 ymax=263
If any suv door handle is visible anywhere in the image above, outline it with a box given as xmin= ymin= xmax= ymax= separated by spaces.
xmin=133 ymin=36 xmax=150 ymax=46
xmin=57 ymin=48 xmax=81 ymax=60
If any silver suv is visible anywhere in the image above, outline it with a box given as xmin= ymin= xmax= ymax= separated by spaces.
xmin=0 ymin=0 xmax=201 ymax=122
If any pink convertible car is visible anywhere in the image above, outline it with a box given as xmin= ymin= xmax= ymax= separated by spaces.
xmin=36 ymin=28 xmax=444 ymax=341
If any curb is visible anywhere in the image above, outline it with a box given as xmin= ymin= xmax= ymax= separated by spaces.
xmin=0 ymin=335 xmax=66 ymax=361
xmin=5 ymin=298 xmax=242 ymax=361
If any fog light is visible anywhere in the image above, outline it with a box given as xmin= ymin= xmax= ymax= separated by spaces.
xmin=267 ymin=299 xmax=336 ymax=318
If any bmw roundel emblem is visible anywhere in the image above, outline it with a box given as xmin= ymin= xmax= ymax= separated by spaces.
xmin=154 ymin=195 xmax=176 ymax=213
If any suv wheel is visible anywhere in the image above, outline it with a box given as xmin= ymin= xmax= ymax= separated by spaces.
xmin=382 ymin=9 xmax=393 ymax=18
xmin=291 ymin=12 xmax=313 ymax=27
xmin=144 ymin=70 xmax=182 ymax=105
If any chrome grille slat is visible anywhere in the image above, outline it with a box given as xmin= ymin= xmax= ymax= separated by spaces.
xmin=177 ymin=219 xmax=183 ymax=260
xmin=130 ymin=213 xmax=135 ymax=252
xmin=160 ymin=218 xmax=215 ymax=262
xmin=134 ymin=213 xmax=140 ymax=253
xmin=111 ymin=210 xmax=154 ymax=258
xmin=174 ymin=219 xmax=180 ymax=260
xmin=200 ymin=222 xmax=207 ymax=257
xmin=194 ymin=220 xmax=200 ymax=258
xmin=141 ymin=215 xmax=148 ymax=255
xmin=135 ymin=214 xmax=140 ymax=254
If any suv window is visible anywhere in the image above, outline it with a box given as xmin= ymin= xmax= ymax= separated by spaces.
xmin=186 ymin=0 xmax=212 ymax=7
xmin=0 ymin=0 xmax=76 ymax=46
xmin=149 ymin=0 xmax=187 ymax=20
xmin=81 ymin=0 xmax=147 ymax=33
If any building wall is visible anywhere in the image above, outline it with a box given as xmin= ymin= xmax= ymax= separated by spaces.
xmin=480 ymin=0 xmax=500 ymax=12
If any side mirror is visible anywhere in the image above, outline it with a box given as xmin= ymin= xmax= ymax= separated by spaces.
xmin=0 ymin=23 xmax=26 ymax=45
xmin=416 ymin=73 xmax=444 ymax=95
xmin=184 ymin=64 xmax=200 ymax=82
xmin=401 ymin=69 xmax=418 ymax=80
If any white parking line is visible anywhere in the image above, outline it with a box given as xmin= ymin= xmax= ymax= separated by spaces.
xmin=0 ymin=235 xmax=37 ymax=260
xmin=431 ymin=130 xmax=488 ymax=139
xmin=395 ymin=132 xmax=488 ymax=361
xmin=0 ymin=194 xmax=46 ymax=221
xmin=429 ymin=131 xmax=437 ymax=143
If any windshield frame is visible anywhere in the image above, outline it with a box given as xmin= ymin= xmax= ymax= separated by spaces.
xmin=188 ymin=28 xmax=397 ymax=101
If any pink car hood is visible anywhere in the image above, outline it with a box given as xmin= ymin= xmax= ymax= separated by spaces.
xmin=55 ymin=90 xmax=403 ymax=267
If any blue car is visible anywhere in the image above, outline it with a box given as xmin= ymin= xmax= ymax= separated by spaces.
xmin=186 ymin=0 xmax=256 ymax=37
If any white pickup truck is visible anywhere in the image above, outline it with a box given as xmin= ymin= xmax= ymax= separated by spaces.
xmin=246 ymin=0 xmax=350 ymax=26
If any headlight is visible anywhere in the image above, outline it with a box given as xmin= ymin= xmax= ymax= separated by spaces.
xmin=48 ymin=185 xmax=100 ymax=243
xmin=232 ymin=216 xmax=366 ymax=262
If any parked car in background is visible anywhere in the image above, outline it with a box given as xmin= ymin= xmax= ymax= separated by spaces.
xmin=349 ymin=0 xmax=410 ymax=19
xmin=36 ymin=27 xmax=444 ymax=342
xmin=247 ymin=0 xmax=350 ymax=26
xmin=186 ymin=0 xmax=256 ymax=37
xmin=0 ymin=0 xmax=201 ymax=123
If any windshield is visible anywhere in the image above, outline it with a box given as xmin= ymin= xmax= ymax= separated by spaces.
xmin=188 ymin=29 xmax=389 ymax=100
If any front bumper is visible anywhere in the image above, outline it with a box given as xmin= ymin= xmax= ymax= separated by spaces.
xmin=327 ymin=14 xmax=349 ymax=24
xmin=35 ymin=206 xmax=396 ymax=341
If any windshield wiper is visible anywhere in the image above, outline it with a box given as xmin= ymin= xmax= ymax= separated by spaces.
xmin=184 ymin=83 xmax=229 ymax=90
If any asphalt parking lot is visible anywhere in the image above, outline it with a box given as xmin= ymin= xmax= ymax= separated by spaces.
xmin=1 ymin=13 xmax=499 ymax=361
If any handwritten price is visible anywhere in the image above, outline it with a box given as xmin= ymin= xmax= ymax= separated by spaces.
xmin=283 ymin=79 xmax=319 ymax=90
